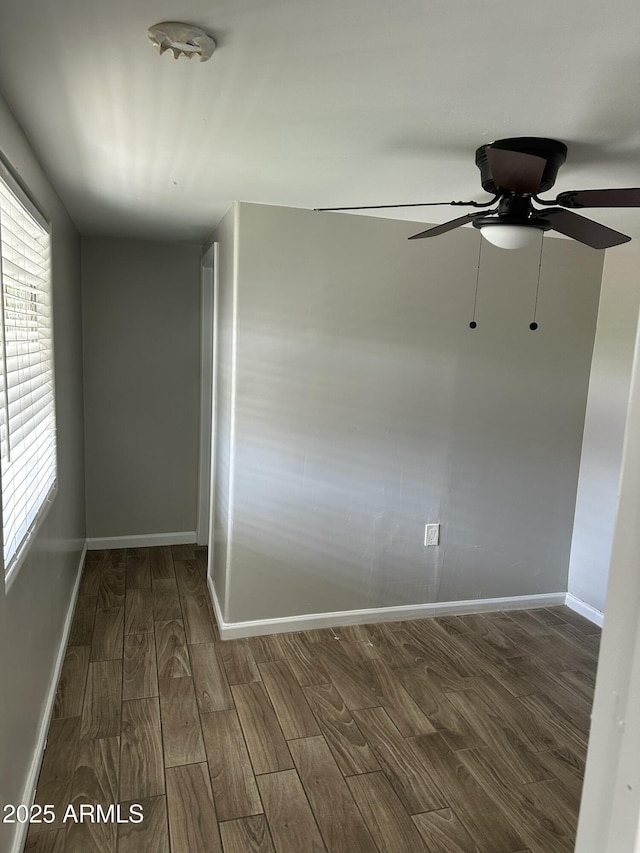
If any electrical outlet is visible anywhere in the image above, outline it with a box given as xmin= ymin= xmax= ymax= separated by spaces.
xmin=424 ymin=523 xmax=440 ymax=547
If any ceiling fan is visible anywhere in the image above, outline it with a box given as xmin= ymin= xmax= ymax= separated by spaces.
xmin=316 ymin=137 xmax=640 ymax=250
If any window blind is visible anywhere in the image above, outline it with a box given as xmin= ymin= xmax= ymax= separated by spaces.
xmin=0 ymin=165 xmax=56 ymax=579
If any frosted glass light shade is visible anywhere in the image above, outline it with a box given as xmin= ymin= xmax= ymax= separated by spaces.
xmin=480 ymin=224 xmax=539 ymax=250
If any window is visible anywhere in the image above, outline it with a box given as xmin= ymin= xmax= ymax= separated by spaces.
xmin=0 ymin=160 xmax=56 ymax=584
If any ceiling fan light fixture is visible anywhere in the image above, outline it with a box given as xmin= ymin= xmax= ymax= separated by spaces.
xmin=477 ymin=223 xmax=541 ymax=250
xmin=321 ymin=137 xmax=639 ymax=250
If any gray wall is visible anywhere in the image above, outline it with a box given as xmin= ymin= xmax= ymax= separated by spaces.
xmin=82 ymin=237 xmax=201 ymax=539
xmin=0 ymin=94 xmax=85 ymax=853
xmin=214 ymin=202 xmax=603 ymax=624
xmin=568 ymin=241 xmax=640 ymax=613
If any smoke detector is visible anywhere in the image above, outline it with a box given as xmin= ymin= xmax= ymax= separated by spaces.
xmin=148 ymin=22 xmax=216 ymax=61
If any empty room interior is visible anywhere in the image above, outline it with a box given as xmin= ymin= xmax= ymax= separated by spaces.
xmin=1 ymin=2 xmax=640 ymax=852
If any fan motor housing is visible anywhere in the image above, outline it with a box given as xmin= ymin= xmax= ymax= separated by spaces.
xmin=476 ymin=137 xmax=568 ymax=194
xmin=472 ymin=194 xmax=553 ymax=234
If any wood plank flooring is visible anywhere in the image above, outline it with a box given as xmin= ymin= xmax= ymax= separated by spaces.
xmin=28 ymin=546 xmax=600 ymax=852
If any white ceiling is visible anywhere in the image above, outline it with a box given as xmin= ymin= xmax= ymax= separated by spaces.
xmin=0 ymin=0 xmax=639 ymax=242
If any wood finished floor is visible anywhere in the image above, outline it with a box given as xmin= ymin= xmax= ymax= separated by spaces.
xmin=26 ymin=546 xmax=600 ymax=853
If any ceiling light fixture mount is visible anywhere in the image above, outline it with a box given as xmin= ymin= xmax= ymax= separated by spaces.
xmin=148 ymin=22 xmax=216 ymax=61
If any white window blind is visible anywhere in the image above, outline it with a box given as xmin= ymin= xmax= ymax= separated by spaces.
xmin=0 ymin=163 xmax=56 ymax=580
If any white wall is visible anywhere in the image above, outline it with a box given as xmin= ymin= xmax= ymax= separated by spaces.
xmin=576 ymin=299 xmax=640 ymax=853
xmin=568 ymin=241 xmax=640 ymax=614
xmin=209 ymin=206 xmax=238 ymax=611
xmin=0 ymin=95 xmax=85 ymax=853
xmin=82 ymin=237 xmax=202 ymax=540
xmin=212 ymin=202 xmax=603 ymax=627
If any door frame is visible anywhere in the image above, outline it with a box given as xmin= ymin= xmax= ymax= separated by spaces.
xmin=196 ymin=243 xmax=218 ymax=546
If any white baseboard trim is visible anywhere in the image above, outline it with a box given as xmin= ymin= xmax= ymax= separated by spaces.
xmin=11 ymin=540 xmax=87 ymax=853
xmin=208 ymin=573 xmax=226 ymax=634
xmin=565 ymin=593 xmax=604 ymax=627
xmin=87 ymin=531 xmax=197 ymax=550
xmin=205 ymin=586 xmax=566 ymax=640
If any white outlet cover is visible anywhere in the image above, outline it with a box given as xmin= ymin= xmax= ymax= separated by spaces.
xmin=425 ymin=523 xmax=440 ymax=546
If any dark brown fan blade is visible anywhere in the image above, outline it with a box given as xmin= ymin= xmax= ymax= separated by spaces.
xmin=543 ymin=208 xmax=631 ymax=249
xmin=556 ymin=188 xmax=640 ymax=209
xmin=314 ymin=198 xmax=497 ymax=212
xmin=487 ymin=147 xmax=546 ymax=194
xmin=408 ymin=212 xmax=484 ymax=240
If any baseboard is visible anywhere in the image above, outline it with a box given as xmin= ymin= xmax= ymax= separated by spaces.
xmin=565 ymin=593 xmax=604 ymax=627
xmin=86 ymin=531 xmax=197 ymax=550
xmin=10 ymin=540 xmax=87 ymax=853
xmin=208 ymin=573 xmax=226 ymax=635
xmin=206 ymin=586 xmax=566 ymax=640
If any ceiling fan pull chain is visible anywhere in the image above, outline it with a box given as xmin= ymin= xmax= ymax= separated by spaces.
xmin=529 ymin=233 xmax=545 ymax=330
xmin=469 ymin=235 xmax=483 ymax=329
